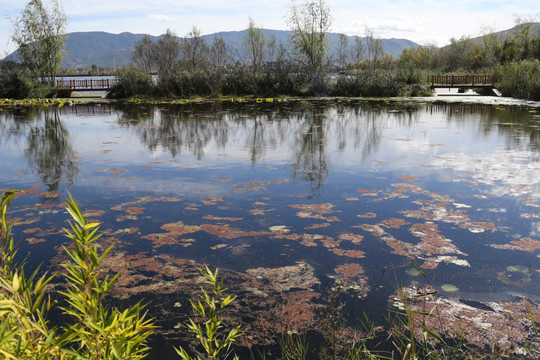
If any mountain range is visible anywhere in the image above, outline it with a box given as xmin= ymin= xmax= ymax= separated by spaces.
xmin=4 ymin=29 xmax=419 ymax=69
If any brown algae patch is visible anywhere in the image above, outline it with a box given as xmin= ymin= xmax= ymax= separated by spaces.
xmin=489 ymin=237 xmax=540 ymax=252
xmin=391 ymin=284 xmax=540 ymax=355
xmin=289 ymin=203 xmax=341 ymax=222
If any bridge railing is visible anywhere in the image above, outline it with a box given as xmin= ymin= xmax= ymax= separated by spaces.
xmin=56 ymin=78 xmax=118 ymax=90
xmin=430 ymin=75 xmax=495 ymax=87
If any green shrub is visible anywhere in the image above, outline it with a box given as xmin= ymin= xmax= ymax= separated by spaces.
xmin=109 ymin=67 xmax=155 ymax=98
xmin=331 ymin=69 xmax=408 ymax=97
xmin=175 ymin=265 xmax=241 ymax=360
xmin=60 ymin=194 xmax=156 ymax=359
xmin=0 ymin=61 xmax=35 ymax=99
xmin=493 ymin=60 xmax=540 ymax=100
xmin=0 ymin=190 xmax=59 ymax=359
xmin=0 ymin=191 xmax=156 ymax=359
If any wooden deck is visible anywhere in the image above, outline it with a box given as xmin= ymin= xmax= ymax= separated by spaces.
xmin=430 ymin=75 xmax=495 ymax=88
xmin=56 ymin=78 xmax=117 ymax=91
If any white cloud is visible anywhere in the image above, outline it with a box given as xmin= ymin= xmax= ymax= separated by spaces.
xmin=148 ymin=13 xmax=174 ymax=23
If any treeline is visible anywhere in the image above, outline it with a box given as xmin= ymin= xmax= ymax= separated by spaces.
xmin=399 ymin=19 xmax=540 ymax=99
xmin=110 ymin=19 xmax=431 ymax=99
xmin=2 ymin=0 xmax=540 ymax=100
xmin=108 ymin=19 xmax=540 ymax=101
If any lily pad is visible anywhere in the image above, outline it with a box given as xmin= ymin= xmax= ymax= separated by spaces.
xmin=506 ymin=265 xmax=529 ymax=274
xmin=441 ymin=284 xmax=459 ymax=292
xmin=405 ymin=268 xmax=421 ymax=277
xmin=269 ymin=225 xmax=289 ymax=232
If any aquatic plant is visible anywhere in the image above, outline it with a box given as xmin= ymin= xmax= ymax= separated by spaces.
xmin=0 ymin=190 xmax=59 ymax=359
xmin=175 ymin=265 xmax=242 ymax=360
xmin=60 ymin=193 xmax=156 ymax=359
xmin=389 ymin=262 xmax=468 ymax=360
xmin=0 ymin=190 xmax=156 ymax=359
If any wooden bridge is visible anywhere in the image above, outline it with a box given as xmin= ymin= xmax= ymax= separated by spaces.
xmin=56 ymin=78 xmax=117 ymax=91
xmin=430 ymin=75 xmax=495 ymax=88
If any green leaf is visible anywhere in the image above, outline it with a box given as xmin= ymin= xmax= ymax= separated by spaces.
xmin=12 ymin=272 xmax=20 ymax=293
xmin=220 ymin=295 xmax=236 ymax=308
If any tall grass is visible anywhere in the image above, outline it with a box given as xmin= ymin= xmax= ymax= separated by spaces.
xmin=493 ymin=60 xmax=540 ymax=100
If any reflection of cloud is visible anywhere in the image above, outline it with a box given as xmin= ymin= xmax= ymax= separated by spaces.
xmin=530 ymin=222 xmax=540 ymax=238
xmin=431 ymin=150 xmax=540 ymax=200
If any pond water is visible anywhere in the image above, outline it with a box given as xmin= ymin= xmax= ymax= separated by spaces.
xmin=1 ymin=99 xmax=540 ymax=355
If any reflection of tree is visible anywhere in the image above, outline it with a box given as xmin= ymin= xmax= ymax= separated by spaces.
xmin=436 ymin=104 xmax=540 ymax=161
xmin=113 ymin=102 xmax=396 ymax=193
xmin=25 ymin=109 xmax=77 ymax=201
xmin=290 ymin=107 xmax=329 ymax=192
xmin=125 ymin=104 xmax=230 ymax=159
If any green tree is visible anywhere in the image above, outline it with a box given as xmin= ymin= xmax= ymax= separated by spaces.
xmin=243 ymin=17 xmax=266 ymax=73
xmin=287 ymin=0 xmax=332 ymax=86
xmin=10 ymin=0 xmax=67 ymax=87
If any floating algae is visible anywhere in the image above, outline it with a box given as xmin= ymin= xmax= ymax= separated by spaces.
xmin=497 ymin=265 xmax=532 ymax=286
xmin=506 ymin=265 xmax=529 ymax=274
xmin=405 ymin=268 xmax=422 ymax=277
xmin=441 ymin=284 xmax=459 ymax=292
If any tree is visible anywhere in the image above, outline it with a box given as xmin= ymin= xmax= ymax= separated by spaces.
xmin=208 ymin=35 xmax=229 ymax=96
xmin=364 ymin=26 xmax=383 ymax=69
xmin=152 ymin=29 xmax=180 ymax=95
xmin=10 ymin=0 xmax=67 ymax=87
xmin=243 ymin=17 xmax=266 ymax=73
xmin=350 ymin=36 xmax=365 ymax=67
xmin=335 ymin=33 xmax=349 ymax=68
xmin=133 ymin=34 xmax=155 ymax=74
xmin=154 ymin=29 xmax=180 ymax=76
xmin=286 ymin=0 xmax=332 ymax=75
xmin=180 ymin=25 xmax=209 ymax=71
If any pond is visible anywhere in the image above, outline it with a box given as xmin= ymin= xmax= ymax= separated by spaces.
xmin=1 ymin=99 xmax=540 ymax=356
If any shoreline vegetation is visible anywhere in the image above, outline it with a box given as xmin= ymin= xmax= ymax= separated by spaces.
xmin=1 ymin=93 xmax=539 ymax=111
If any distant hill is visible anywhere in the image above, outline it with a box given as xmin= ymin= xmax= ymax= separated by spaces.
xmin=4 ymin=29 xmax=419 ymax=69
xmin=441 ymin=22 xmax=540 ymax=47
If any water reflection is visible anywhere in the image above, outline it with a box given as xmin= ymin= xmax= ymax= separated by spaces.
xmin=289 ymin=107 xmax=329 ymax=192
xmin=2 ymin=102 xmax=540 ymax=198
xmin=25 ymin=110 xmax=77 ymax=200
xmin=0 ymin=108 xmax=78 ymax=202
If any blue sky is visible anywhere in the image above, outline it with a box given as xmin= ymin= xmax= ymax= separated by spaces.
xmin=1 ymin=0 xmax=538 ymax=56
